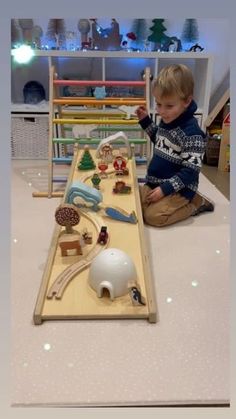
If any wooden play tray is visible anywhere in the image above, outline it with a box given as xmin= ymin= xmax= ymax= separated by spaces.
xmin=33 ymin=147 xmax=157 ymax=324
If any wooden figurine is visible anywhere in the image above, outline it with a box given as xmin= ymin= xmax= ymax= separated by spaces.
xmin=98 ymin=160 xmax=108 ymax=178
xmin=91 ymin=173 xmax=101 ymax=189
xmin=113 ymin=155 xmax=129 ymax=176
xmin=97 ymin=226 xmax=108 ymax=245
xmin=113 ymin=180 xmax=131 ymax=194
xmin=81 ymin=228 xmax=93 ymax=244
xmin=129 ymin=286 xmax=146 ymax=306
xmin=100 ymin=143 xmax=113 ymax=163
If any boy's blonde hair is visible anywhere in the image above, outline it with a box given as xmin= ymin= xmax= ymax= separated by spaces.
xmin=152 ymin=64 xmax=194 ymax=100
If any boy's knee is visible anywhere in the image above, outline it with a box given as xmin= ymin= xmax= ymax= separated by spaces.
xmin=143 ymin=208 xmax=168 ymax=227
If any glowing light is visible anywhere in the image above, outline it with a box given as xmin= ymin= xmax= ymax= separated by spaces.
xmin=216 ymin=249 xmax=221 ymax=254
xmin=43 ymin=343 xmax=51 ymax=351
xmin=166 ymin=297 xmax=172 ymax=303
xmin=191 ymin=280 xmax=198 ymax=287
xmin=12 ymin=45 xmax=35 ymax=64
xmin=13 ymin=238 xmax=18 ymax=243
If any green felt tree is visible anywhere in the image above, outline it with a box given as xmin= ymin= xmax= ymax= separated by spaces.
xmin=148 ymin=19 xmax=170 ymax=50
xmin=78 ymin=149 xmax=96 ymax=170
xmin=130 ymin=19 xmax=147 ymax=50
xmin=181 ymin=19 xmax=199 ymax=44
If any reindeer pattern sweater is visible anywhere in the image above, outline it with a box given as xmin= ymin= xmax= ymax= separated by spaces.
xmin=139 ymin=100 xmax=206 ymax=201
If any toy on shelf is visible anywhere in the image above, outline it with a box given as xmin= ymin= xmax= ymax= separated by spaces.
xmin=90 ymin=18 xmax=122 ymax=51
xmin=113 ymin=180 xmax=131 ymax=194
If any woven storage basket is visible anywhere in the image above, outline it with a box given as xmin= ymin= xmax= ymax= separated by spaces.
xmin=11 ymin=116 xmax=49 ymax=159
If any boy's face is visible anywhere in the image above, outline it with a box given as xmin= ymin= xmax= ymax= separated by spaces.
xmin=154 ymin=92 xmax=192 ymax=124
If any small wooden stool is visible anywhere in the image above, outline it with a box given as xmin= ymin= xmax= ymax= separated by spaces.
xmin=59 ymin=233 xmax=82 ymax=257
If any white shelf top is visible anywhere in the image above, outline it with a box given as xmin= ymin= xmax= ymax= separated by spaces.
xmin=11 ymin=49 xmax=213 ymax=60
xmin=11 ymin=102 xmax=49 ymax=113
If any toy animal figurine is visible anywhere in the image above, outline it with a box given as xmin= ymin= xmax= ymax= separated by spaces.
xmin=189 ymin=43 xmax=204 ymax=52
xmin=129 ymin=286 xmax=146 ymax=306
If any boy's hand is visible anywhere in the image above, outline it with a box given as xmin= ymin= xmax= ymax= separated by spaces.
xmin=136 ymin=105 xmax=148 ymax=121
xmin=146 ymin=186 xmax=164 ymax=203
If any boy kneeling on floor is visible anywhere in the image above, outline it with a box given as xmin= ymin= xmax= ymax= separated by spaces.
xmin=136 ymin=64 xmax=214 ymax=227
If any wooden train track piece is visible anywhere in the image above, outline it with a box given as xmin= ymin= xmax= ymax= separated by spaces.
xmin=46 ymin=209 xmax=109 ymax=300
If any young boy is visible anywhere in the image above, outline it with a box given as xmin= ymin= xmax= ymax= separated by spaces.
xmin=136 ymin=64 xmax=214 ymax=227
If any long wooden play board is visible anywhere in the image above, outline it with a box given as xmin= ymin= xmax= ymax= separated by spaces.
xmin=33 ymin=147 xmax=157 ymax=324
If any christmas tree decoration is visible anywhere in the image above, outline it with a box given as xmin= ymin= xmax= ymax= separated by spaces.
xmin=78 ymin=147 xmax=96 ymax=170
xmin=130 ymin=19 xmax=147 ymax=50
xmin=46 ymin=19 xmax=66 ymax=50
xmin=148 ymin=19 xmax=170 ymax=51
xmin=181 ymin=19 xmax=199 ymax=50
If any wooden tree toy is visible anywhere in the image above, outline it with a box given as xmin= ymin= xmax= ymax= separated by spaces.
xmin=181 ymin=19 xmax=199 ymax=48
xmin=55 ymin=204 xmax=82 ymax=257
xmin=78 ymin=146 xmax=96 ymax=170
xmin=148 ymin=19 xmax=170 ymax=51
xmin=55 ymin=203 xmax=81 ymax=234
xmin=46 ymin=19 xmax=66 ymax=49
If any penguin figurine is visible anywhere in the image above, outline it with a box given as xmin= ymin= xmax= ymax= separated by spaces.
xmin=129 ymin=286 xmax=146 ymax=306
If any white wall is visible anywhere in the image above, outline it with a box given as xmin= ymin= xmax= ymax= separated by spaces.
xmin=19 ymin=17 xmax=230 ymax=106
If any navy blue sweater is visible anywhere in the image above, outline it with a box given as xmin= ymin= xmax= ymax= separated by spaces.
xmin=139 ymin=100 xmax=206 ymax=200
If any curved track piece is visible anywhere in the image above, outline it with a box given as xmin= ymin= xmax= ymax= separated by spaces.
xmin=47 ymin=209 xmax=109 ymax=300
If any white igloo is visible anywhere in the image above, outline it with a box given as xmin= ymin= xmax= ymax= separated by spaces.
xmin=88 ymin=248 xmax=137 ymax=300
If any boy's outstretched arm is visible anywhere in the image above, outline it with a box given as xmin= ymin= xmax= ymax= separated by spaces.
xmin=136 ymin=105 xmax=149 ymax=121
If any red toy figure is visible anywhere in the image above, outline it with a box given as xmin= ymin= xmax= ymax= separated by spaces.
xmin=113 ymin=155 xmax=129 ymax=175
xmin=98 ymin=160 xmax=108 ymax=177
